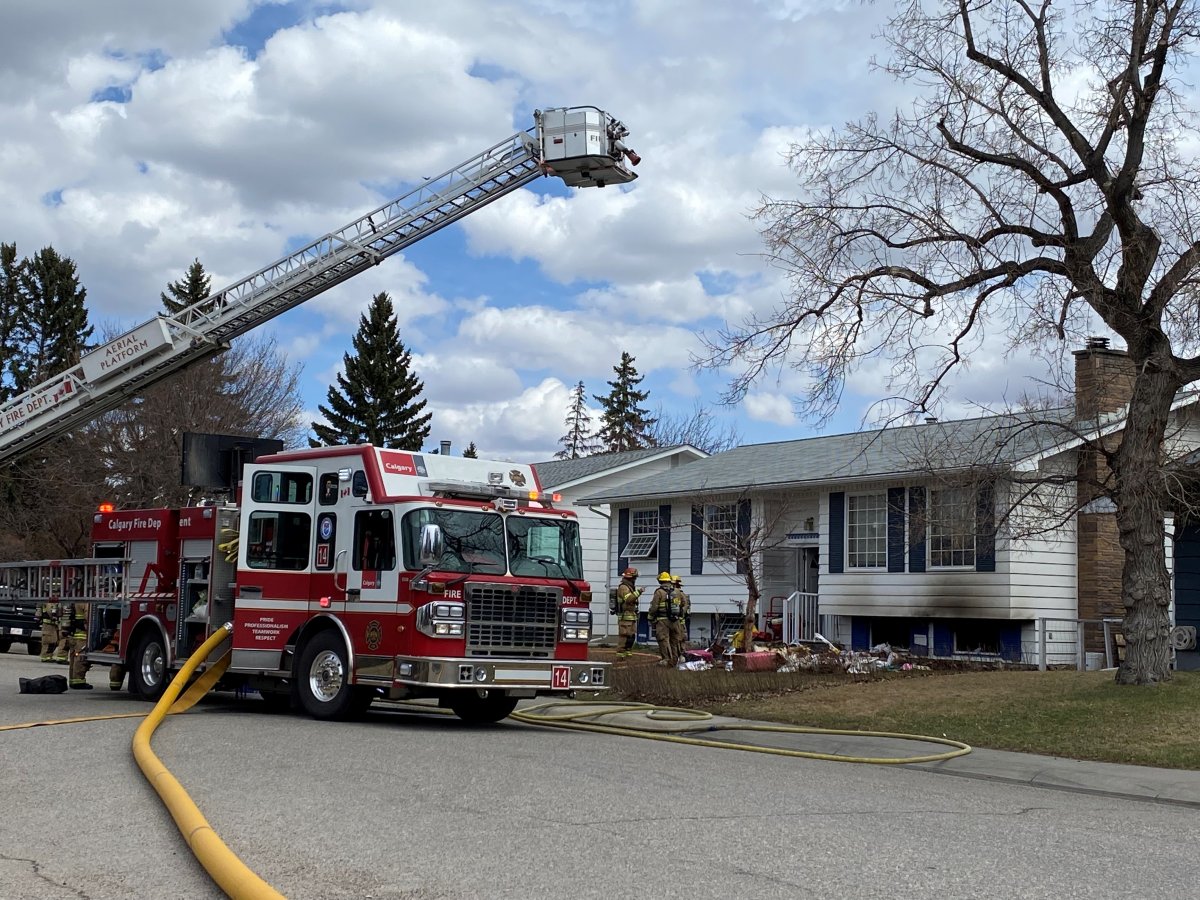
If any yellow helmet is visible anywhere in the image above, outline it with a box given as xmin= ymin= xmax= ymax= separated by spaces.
xmin=657 ymin=571 xmax=673 ymax=583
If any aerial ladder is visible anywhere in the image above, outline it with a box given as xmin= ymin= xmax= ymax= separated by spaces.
xmin=0 ymin=106 xmax=639 ymax=463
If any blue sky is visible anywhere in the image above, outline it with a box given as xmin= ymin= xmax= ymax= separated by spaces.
xmin=0 ymin=0 xmax=1067 ymax=461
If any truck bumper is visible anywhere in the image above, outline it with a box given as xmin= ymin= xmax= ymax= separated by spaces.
xmin=392 ymin=656 xmax=610 ymax=692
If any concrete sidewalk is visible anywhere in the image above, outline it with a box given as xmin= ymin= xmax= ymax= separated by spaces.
xmin=535 ymin=700 xmax=1200 ymax=807
xmin=918 ymin=746 xmax=1200 ymax=806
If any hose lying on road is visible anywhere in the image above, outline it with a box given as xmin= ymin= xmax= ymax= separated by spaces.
xmin=509 ymin=700 xmax=973 ymax=765
xmin=131 ymin=623 xmax=285 ymax=900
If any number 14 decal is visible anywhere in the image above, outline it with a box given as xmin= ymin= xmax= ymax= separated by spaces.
xmin=551 ymin=666 xmax=570 ymax=689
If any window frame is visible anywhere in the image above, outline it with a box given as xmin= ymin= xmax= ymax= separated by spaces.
xmin=846 ymin=492 xmax=887 ymax=569
xmin=619 ymin=508 xmax=660 ymax=559
xmin=704 ymin=503 xmax=737 ymax=560
xmin=927 ymin=485 xmax=977 ymax=569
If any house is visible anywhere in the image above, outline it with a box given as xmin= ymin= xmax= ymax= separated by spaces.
xmin=532 ymin=445 xmax=707 ymax=638
xmin=577 ymin=342 xmax=1200 ymax=666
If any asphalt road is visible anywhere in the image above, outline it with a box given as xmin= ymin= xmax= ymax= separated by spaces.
xmin=1 ymin=646 xmax=1198 ymax=900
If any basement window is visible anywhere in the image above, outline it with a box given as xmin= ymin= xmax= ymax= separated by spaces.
xmin=953 ymin=621 xmax=1002 ymax=656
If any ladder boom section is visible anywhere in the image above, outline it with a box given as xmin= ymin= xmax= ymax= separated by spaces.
xmin=0 ymin=105 xmax=638 ymax=464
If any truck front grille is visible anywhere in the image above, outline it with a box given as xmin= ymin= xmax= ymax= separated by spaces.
xmin=466 ymin=582 xmax=561 ymax=657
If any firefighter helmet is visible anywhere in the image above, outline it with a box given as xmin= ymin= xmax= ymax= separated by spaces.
xmin=657 ymin=571 xmax=673 ymax=583
xmin=622 ymin=567 xmax=639 ymax=579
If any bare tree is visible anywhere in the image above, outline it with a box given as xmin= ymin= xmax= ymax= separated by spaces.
xmin=96 ymin=332 xmax=306 ymax=508
xmin=701 ymin=0 xmax=1200 ymax=684
xmin=648 ymin=401 xmax=742 ymax=455
xmin=685 ymin=492 xmax=794 ymax=651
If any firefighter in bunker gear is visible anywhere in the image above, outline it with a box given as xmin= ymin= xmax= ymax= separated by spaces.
xmin=615 ymin=567 xmax=643 ymax=657
xmin=39 ymin=600 xmax=60 ymax=662
xmin=648 ymin=572 xmax=681 ymax=665
xmin=62 ymin=602 xmax=92 ymax=689
xmin=670 ymin=576 xmax=689 ymax=663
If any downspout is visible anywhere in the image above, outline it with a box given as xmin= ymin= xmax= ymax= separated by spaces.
xmin=589 ymin=506 xmax=614 ymax=643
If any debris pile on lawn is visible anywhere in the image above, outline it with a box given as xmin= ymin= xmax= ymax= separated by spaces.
xmin=677 ymin=640 xmax=934 ymax=674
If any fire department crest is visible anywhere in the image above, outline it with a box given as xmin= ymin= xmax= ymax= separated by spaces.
xmin=365 ymin=620 xmax=383 ymax=651
xmin=509 ymin=469 xmax=527 ymax=486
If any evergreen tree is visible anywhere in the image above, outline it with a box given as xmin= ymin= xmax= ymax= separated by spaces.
xmin=463 ymin=442 xmax=478 ymax=458
xmin=555 ymin=380 xmax=599 ymax=459
xmin=594 ymin=352 xmax=656 ymax=452
xmin=0 ymin=243 xmax=22 ymax=401
xmin=12 ymin=246 xmax=92 ymax=391
xmin=161 ymin=258 xmax=210 ymax=315
xmin=310 ymin=292 xmax=431 ymax=449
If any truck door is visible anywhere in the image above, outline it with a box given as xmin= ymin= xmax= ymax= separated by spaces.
xmin=342 ymin=507 xmax=402 ymax=659
xmin=236 ymin=464 xmax=319 ymax=653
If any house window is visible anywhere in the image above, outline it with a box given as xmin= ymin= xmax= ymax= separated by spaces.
xmin=953 ymin=621 xmax=1001 ymax=656
xmin=620 ymin=509 xmax=660 ymax=559
xmin=847 ymin=493 xmax=886 ymax=568
xmin=705 ymin=503 xmax=737 ymax=559
xmin=929 ymin=486 xmax=976 ymax=568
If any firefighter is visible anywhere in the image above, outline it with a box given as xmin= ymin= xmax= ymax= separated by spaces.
xmin=52 ymin=602 xmax=71 ymax=664
xmin=671 ymin=576 xmax=690 ymax=664
xmin=38 ymin=600 xmax=60 ymax=663
xmin=614 ymin=567 xmax=643 ymax=658
xmin=648 ymin=572 xmax=680 ymax=666
xmin=65 ymin=601 xmax=92 ymax=689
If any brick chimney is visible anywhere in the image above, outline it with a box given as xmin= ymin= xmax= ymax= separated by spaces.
xmin=1073 ymin=337 xmax=1134 ymax=643
xmin=1073 ymin=336 xmax=1136 ymax=421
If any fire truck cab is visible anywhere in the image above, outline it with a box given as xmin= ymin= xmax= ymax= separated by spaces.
xmin=86 ymin=445 xmax=606 ymax=723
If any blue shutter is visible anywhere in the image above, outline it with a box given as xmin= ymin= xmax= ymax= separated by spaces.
xmin=851 ymin=618 xmax=870 ymax=651
xmin=690 ymin=505 xmax=704 ymax=575
xmin=617 ymin=507 xmax=629 ymax=576
xmin=908 ymin=486 xmax=926 ymax=573
xmin=828 ymin=492 xmax=845 ymax=574
xmin=933 ymin=622 xmax=954 ymax=657
xmin=657 ymin=503 xmax=671 ymax=575
xmin=887 ymin=487 xmax=905 ymax=573
xmin=735 ymin=499 xmax=751 ymax=575
xmin=999 ymin=624 xmax=1021 ymax=662
xmin=976 ymin=481 xmax=996 ymax=572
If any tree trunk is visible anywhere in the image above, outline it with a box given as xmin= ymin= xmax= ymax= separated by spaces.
xmin=1113 ymin=365 xmax=1176 ymax=685
xmin=741 ymin=561 xmax=760 ymax=652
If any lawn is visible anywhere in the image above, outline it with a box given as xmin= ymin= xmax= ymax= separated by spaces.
xmin=597 ymin=650 xmax=1200 ymax=769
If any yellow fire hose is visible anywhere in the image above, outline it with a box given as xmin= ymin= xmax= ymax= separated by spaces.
xmin=131 ymin=623 xmax=285 ymax=900
xmin=510 ymin=700 xmax=973 ymax=765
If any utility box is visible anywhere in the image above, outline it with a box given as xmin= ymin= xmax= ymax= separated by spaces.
xmin=536 ymin=106 xmax=638 ymax=188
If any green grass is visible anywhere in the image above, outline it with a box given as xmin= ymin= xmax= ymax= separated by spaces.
xmin=605 ymin=660 xmax=1200 ymax=769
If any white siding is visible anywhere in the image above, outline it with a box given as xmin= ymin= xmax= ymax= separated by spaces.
xmin=548 ymin=455 xmax=694 ymax=638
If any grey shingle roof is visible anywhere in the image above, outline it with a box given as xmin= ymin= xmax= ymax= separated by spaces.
xmin=533 ymin=446 xmax=692 ymax=489
xmin=577 ymin=411 xmax=1074 ymax=504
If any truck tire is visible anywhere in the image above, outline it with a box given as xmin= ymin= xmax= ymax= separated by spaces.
xmin=0 ymin=638 xmax=11 ymax=654
xmin=448 ymin=691 xmax=518 ymax=725
xmin=27 ymin=639 xmax=41 ymax=656
xmin=129 ymin=630 xmax=168 ymax=702
xmin=296 ymin=631 xmax=356 ymax=720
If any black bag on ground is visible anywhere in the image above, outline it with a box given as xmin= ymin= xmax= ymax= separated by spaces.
xmin=19 ymin=674 xmax=68 ymax=694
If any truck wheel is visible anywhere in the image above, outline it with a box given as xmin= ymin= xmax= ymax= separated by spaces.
xmin=0 ymin=638 xmax=11 ymax=654
xmin=296 ymin=631 xmax=355 ymax=720
xmin=27 ymin=639 xmax=41 ymax=656
xmin=129 ymin=631 xmax=168 ymax=701
xmin=448 ymin=692 xmax=518 ymax=725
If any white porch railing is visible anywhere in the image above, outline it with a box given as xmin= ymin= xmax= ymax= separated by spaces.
xmin=780 ymin=591 xmax=819 ymax=643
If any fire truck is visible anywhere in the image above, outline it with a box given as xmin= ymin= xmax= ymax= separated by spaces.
xmin=68 ymin=445 xmax=600 ymax=722
xmin=0 ymin=105 xmax=639 ymax=720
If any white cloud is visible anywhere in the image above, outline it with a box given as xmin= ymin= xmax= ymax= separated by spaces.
xmin=745 ymin=392 xmax=797 ymax=427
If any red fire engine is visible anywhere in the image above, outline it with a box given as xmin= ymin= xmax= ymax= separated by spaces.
xmin=81 ymin=444 xmax=605 ymax=723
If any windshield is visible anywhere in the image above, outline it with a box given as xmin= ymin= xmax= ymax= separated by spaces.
xmin=402 ymin=508 xmax=584 ymax=580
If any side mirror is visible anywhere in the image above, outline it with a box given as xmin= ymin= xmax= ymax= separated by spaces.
xmin=352 ymin=471 xmax=368 ymax=498
xmin=419 ymin=523 xmax=444 ymax=567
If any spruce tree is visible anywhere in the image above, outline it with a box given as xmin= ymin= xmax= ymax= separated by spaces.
xmin=594 ymin=352 xmax=656 ymax=452
xmin=0 ymin=243 xmax=22 ymax=401
xmin=463 ymin=442 xmax=478 ymax=458
xmin=161 ymin=258 xmax=210 ymax=315
xmin=310 ymin=292 xmax=432 ymax=449
xmin=555 ymin=380 xmax=599 ymax=459
xmin=12 ymin=246 xmax=92 ymax=390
